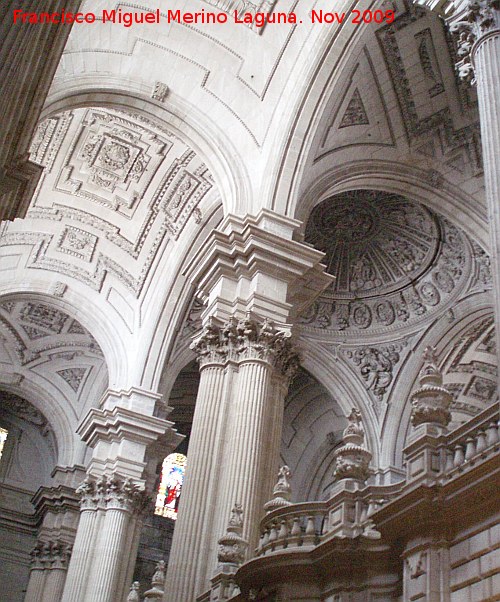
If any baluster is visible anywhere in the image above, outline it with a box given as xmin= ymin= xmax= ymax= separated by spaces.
xmin=305 ymin=516 xmax=315 ymax=536
xmin=268 ymin=522 xmax=278 ymax=547
xmin=257 ymin=532 xmax=265 ymax=554
xmin=302 ymin=515 xmax=316 ymax=546
xmin=290 ymin=517 xmax=301 ymax=537
xmin=486 ymin=421 xmax=499 ymax=446
xmin=453 ymin=444 xmax=465 ymax=467
xmin=464 ymin=437 xmax=476 ymax=461
xmin=476 ymin=430 xmax=487 ymax=454
xmin=278 ymin=520 xmax=288 ymax=548
xmin=444 ymin=449 xmax=454 ymax=473
xmin=261 ymin=528 xmax=270 ymax=550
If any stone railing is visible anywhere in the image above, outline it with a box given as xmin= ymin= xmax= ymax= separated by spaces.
xmin=441 ymin=404 xmax=499 ymax=479
xmin=256 ymin=502 xmax=328 ymax=555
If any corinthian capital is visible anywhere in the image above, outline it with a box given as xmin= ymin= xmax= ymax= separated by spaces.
xmin=76 ymin=475 xmax=149 ymax=514
xmin=192 ymin=315 xmax=299 ymax=378
xmin=450 ymin=0 xmax=500 ymax=83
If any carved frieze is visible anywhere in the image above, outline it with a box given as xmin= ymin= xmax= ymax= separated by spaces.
xmin=376 ymin=2 xmax=482 ymax=174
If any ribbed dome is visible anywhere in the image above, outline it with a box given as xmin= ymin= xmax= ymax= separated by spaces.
xmin=305 ymin=190 xmax=439 ymax=298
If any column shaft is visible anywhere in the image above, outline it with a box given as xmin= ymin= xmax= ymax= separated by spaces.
xmin=42 ymin=568 xmax=67 ymax=602
xmin=24 ymin=568 xmax=46 ymax=602
xmin=166 ymin=363 xmax=230 ymax=601
xmin=60 ymin=508 xmax=97 ymax=602
xmin=474 ymin=31 xmax=500 ymax=378
xmin=215 ymin=361 xmax=275 ymax=554
xmin=85 ymin=508 xmax=130 ymax=602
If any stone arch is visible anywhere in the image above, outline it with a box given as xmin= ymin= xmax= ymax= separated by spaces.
xmin=0 ymin=292 xmax=109 ymax=466
xmin=382 ymin=292 xmax=495 ymax=468
xmin=294 ymin=162 xmax=488 ymax=251
xmin=43 ymin=86 xmax=251 ymax=216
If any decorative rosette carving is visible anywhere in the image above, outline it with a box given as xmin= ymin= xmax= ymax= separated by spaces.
xmin=410 ymin=347 xmax=453 ymax=428
xmin=76 ymin=475 xmax=149 ymax=514
xmin=191 ymin=315 xmax=299 ymax=379
xmin=217 ymin=503 xmax=248 ymax=566
xmin=333 ymin=408 xmax=372 ymax=482
xmin=264 ymin=465 xmax=293 ymax=513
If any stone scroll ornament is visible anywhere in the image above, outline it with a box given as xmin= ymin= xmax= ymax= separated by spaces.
xmin=333 ymin=408 xmax=372 ymax=482
xmin=76 ymin=475 xmax=149 ymax=514
xmin=217 ymin=503 xmax=248 ymax=566
xmin=451 ymin=0 xmax=500 ymax=84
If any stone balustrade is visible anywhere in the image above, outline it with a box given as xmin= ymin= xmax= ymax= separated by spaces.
xmin=256 ymin=501 xmax=328 ymax=555
xmin=441 ymin=404 xmax=499 ymax=478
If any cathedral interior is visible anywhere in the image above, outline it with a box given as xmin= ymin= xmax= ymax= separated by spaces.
xmin=0 ymin=0 xmax=499 ymax=600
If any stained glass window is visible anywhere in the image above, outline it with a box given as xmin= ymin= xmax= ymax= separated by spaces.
xmin=0 ymin=427 xmax=8 ymax=461
xmin=154 ymin=453 xmax=187 ymax=520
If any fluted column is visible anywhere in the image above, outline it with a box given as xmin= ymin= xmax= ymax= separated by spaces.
xmin=214 ymin=317 xmax=298 ymax=557
xmin=166 ymin=210 xmax=334 ymax=602
xmin=451 ymin=0 xmax=500 ymax=382
xmin=166 ymin=320 xmax=233 ymax=601
xmin=60 ymin=388 xmax=182 ymax=602
xmin=24 ymin=553 xmax=47 ymax=602
xmin=60 ymin=484 xmax=99 ymax=602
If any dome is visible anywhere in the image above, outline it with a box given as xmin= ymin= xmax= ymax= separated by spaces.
xmin=301 ymin=190 xmax=472 ymax=335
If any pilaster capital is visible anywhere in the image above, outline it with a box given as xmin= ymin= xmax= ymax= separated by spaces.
xmin=185 ymin=209 xmax=334 ymax=326
xmin=30 ymin=539 xmax=72 ymax=571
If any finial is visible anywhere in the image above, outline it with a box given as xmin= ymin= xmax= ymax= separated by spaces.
xmin=264 ymin=466 xmax=293 ymax=513
xmin=333 ymin=408 xmax=372 ymax=482
xmin=217 ymin=503 xmax=248 ymax=566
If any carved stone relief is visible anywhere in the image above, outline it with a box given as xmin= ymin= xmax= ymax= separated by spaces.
xmin=343 ymin=341 xmax=407 ymax=409
xmin=376 ymin=1 xmax=482 ymax=175
xmin=300 ymin=190 xmax=474 ymax=337
xmin=0 ymin=300 xmax=104 ymax=368
xmin=16 ymin=108 xmax=215 ymax=297
xmin=419 ymin=315 xmax=498 ymax=425
xmin=55 ymin=109 xmax=172 ymax=212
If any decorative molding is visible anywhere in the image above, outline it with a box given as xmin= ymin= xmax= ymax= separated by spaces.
xmin=339 ymin=89 xmax=369 ymax=128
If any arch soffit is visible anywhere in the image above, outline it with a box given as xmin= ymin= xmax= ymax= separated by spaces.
xmin=43 ymin=85 xmax=251 ymax=215
xmin=0 ymin=289 xmax=118 ymax=387
xmin=294 ymin=163 xmax=489 ymax=250
xmin=0 ymin=378 xmax=75 ymax=468
xmin=381 ymin=292 xmax=495 ymax=468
